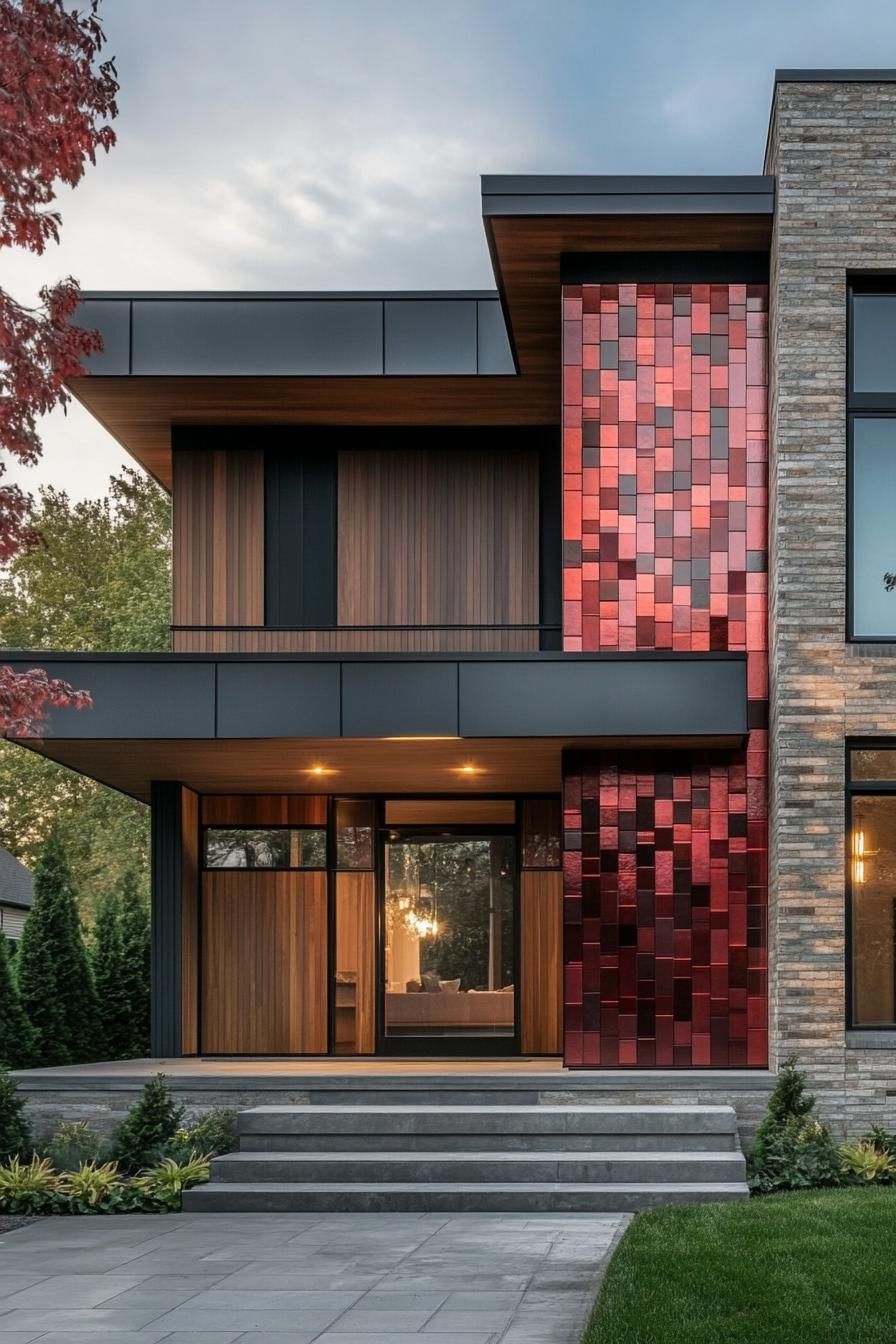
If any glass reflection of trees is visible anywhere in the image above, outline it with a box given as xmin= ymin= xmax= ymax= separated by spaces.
xmin=204 ymin=827 xmax=327 ymax=869
xmin=386 ymin=838 xmax=514 ymax=991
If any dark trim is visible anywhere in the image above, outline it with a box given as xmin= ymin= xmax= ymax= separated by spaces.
xmin=4 ymin=648 xmax=743 ymax=662
xmin=81 ymin=290 xmax=503 ymax=301
xmin=150 ymin=781 xmax=188 ymax=1056
xmin=264 ymin=448 xmax=337 ymax=627
xmin=561 ymin=251 xmax=769 ymax=284
xmin=775 ymin=68 xmax=896 ymax=83
xmin=481 ymin=175 xmax=774 ymax=219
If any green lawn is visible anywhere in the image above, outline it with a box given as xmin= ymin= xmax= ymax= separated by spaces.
xmin=584 ymin=1188 xmax=896 ymax=1344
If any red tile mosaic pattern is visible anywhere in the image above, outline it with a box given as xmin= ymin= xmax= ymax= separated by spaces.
xmin=561 ymin=282 xmax=768 ymax=1068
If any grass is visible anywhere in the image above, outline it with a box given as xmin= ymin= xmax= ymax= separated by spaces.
xmin=584 ymin=1188 xmax=896 ymax=1344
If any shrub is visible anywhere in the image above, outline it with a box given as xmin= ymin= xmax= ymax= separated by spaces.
xmin=866 ymin=1125 xmax=896 ymax=1157
xmin=0 ymin=931 xmax=35 ymax=1069
xmin=110 ymin=1074 xmax=184 ymax=1172
xmin=0 ymin=1155 xmax=62 ymax=1214
xmin=131 ymin=1152 xmax=210 ymax=1210
xmin=840 ymin=1139 xmax=896 ymax=1184
xmin=169 ymin=1107 xmax=237 ymax=1160
xmin=56 ymin=1159 xmax=123 ymax=1211
xmin=17 ymin=831 xmax=99 ymax=1066
xmin=0 ymin=1066 xmax=31 ymax=1161
xmin=44 ymin=1119 xmax=102 ymax=1171
xmin=748 ymin=1057 xmax=842 ymax=1194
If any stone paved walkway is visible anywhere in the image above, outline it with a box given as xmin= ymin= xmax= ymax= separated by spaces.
xmin=0 ymin=1211 xmax=628 ymax=1343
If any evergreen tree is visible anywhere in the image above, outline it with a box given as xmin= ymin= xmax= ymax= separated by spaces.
xmin=17 ymin=831 xmax=99 ymax=1066
xmin=0 ymin=1067 xmax=31 ymax=1160
xmin=118 ymin=871 xmax=150 ymax=1058
xmin=111 ymin=1074 xmax=183 ymax=1171
xmin=0 ymin=932 xmax=35 ymax=1069
xmin=91 ymin=888 xmax=130 ymax=1060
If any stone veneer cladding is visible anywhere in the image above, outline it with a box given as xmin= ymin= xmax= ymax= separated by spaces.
xmin=767 ymin=77 xmax=896 ymax=1132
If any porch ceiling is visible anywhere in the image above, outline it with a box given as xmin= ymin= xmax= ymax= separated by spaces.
xmin=11 ymin=733 xmax=742 ymax=803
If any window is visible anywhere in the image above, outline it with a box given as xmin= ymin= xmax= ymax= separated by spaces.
xmin=848 ymin=747 xmax=896 ymax=1027
xmin=333 ymin=798 xmax=375 ymax=870
xmin=521 ymin=798 xmax=561 ymax=869
xmin=849 ymin=285 xmax=896 ymax=639
xmin=203 ymin=826 xmax=326 ymax=870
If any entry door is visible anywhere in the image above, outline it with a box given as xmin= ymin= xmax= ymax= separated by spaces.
xmin=381 ymin=831 xmax=517 ymax=1053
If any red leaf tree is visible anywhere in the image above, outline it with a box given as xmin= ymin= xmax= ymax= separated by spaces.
xmin=0 ymin=0 xmax=118 ymax=734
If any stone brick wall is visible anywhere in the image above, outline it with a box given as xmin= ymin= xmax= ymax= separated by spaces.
xmin=766 ymin=77 xmax=896 ymax=1133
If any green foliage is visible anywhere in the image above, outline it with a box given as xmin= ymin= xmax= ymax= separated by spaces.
xmin=131 ymin=1152 xmax=210 ymax=1209
xmin=583 ymin=1188 xmax=896 ymax=1344
xmin=116 ymin=871 xmax=150 ymax=1057
xmin=91 ymin=887 xmax=131 ymax=1060
xmin=43 ymin=1120 xmax=102 ymax=1171
xmin=170 ymin=1107 xmax=238 ymax=1160
xmin=56 ymin=1159 xmax=123 ymax=1211
xmin=748 ymin=1058 xmax=841 ymax=1194
xmin=111 ymin=1075 xmax=184 ymax=1172
xmin=0 ymin=1067 xmax=31 ymax=1161
xmin=840 ymin=1139 xmax=896 ymax=1183
xmin=0 ymin=1156 xmax=61 ymax=1214
xmin=866 ymin=1124 xmax=896 ymax=1156
xmin=0 ymin=931 xmax=35 ymax=1069
xmin=16 ymin=831 xmax=99 ymax=1066
xmin=0 ymin=468 xmax=170 ymax=917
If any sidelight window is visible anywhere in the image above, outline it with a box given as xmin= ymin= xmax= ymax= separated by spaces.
xmin=849 ymin=285 xmax=896 ymax=639
xmin=848 ymin=745 xmax=896 ymax=1027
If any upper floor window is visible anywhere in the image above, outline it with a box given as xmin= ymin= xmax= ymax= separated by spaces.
xmin=850 ymin=284 xmax=896 ymax=639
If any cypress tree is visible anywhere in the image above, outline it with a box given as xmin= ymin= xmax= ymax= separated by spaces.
xmin=17 ymin=831 xmax=99 ymax=1066
xmin=118 ymin=870 xmax=150 ymax=1058
xmin=92 ymin=888 xmax=131 ymax=1060
xmin=0 ymin=932 xmax=35 ymax=1069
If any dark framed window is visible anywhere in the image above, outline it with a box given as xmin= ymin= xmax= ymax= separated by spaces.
xmin=520 ymin=798 xmax=561 ymax=869
xmin=848 ymin=283 xmax=896 ymax=639
xmin=203 ymin=826 xmax=327 ymax=870
xmin=333 ymin=798 xmax=375 ymax=870
xmin=847 ymin=745 xmax=896 ymax=1027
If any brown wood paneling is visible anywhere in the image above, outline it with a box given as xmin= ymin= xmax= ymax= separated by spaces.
xmin=520 ymin=869 xmax=563 ymax=1055
xmin=180 ymin=786 xmax=200 ymax=1054
xmin=172 ymin=628 xmax=540 ymax=653
xmin=385 ymin=800 xmax=516 ymax=826
xmin=334 ymin=872 xmax=376 ymax=1055
xmin=201 ymin=795 xmax=327 ymax=825
xmin=201 ymin=870 xmax=327 ymax=1054
xmin=172 ymin=449 xmax=263 ymax=628
xmin=337 ymin=448 xmax=539 ymax=630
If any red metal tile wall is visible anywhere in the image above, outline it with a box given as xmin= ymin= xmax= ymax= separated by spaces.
xmin=561 ymin=282 xmax=768 ymax=1067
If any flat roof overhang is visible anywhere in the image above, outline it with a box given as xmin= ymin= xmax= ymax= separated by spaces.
xmin=4 ymin=651 xmax=748 ymax=801
xmin=481 ymin=174 xmax=774 ymax=382
xmin=68 ymin=292 xmax=555 ymax=489
xmin=66 ymin=175 xmax=773 ymax=489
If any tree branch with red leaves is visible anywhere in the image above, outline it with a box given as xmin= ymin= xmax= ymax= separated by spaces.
xmin=0 ymin=0 xmax=118 ymax=735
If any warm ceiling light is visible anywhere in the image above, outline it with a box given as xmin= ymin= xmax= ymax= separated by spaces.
xmin=383 ymin=736 xmax=460 ymax=741
xmin=306 ymin=765 xmax=335 ymax=776
xmin=454 ymin=763 xmax=481 ymax=776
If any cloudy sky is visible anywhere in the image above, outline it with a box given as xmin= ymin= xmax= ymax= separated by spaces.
xmin=8 ymin=0 xmax=896 ymax=500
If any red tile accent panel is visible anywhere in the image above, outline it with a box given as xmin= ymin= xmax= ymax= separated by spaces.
xmin=561 ymin=282 xmax=768 ymax=1067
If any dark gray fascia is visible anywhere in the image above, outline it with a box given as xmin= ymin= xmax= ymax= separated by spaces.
xmin=1 ymin=651 xmax=748 ymax=742
xmin=481 ymin=175 xmax=775 ymax=217
xmin=774 ymin=69 xmax=896 ymax=82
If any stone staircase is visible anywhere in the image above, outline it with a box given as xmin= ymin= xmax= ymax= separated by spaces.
xmin=184 ymin=1083 xmax=749 ymax=1213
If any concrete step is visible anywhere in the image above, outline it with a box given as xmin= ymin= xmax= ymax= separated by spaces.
xmin=237 ymin=1102 xmax=736 ymax=1134
xmin=244 ymin=1129 xmax=737 ymax=1151
xmin=213 ymin=1148 xmax=745 ymax=1184
xmin=183 ymin=1180 xmax=750 ymax=1214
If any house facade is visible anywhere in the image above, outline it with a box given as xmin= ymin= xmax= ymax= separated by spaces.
xmin=9 ymin=71 xmax=896 ymax=1129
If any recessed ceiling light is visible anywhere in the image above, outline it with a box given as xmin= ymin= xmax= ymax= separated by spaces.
xmin=306 ymin=765 xmax=335 ymax=776
xmin=454 ymin=763 xmax=480 ymax=776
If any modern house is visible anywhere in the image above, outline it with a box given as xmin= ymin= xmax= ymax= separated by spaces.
xmin=0 ymin=846 xmax=33 ymax=942
xmin=8 ymin=71 xmax=896 ymax=1156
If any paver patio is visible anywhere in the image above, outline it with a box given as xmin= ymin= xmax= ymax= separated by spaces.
xmin=0 ymin=1211 xmax=628 ymax=1343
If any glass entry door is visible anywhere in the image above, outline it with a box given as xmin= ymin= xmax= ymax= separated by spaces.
xmin=382 ymin=832 xmax=516 ymax=1050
